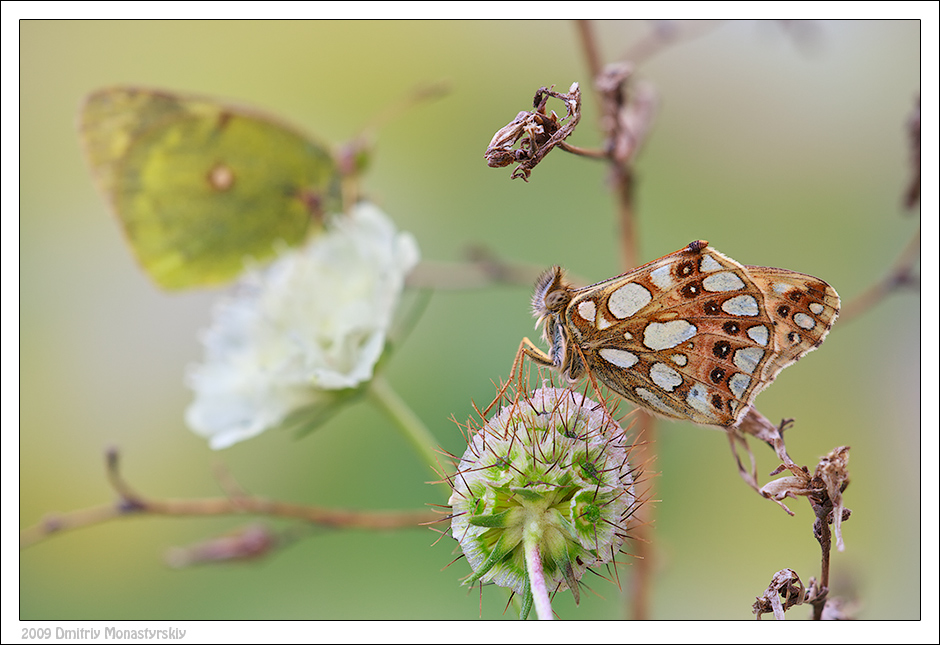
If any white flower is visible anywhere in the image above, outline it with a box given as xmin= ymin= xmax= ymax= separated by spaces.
xmin=186 ymin=202 xmax=420 ymax=449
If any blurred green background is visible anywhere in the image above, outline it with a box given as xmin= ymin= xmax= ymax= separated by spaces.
xmin=19 ymin=20 xmax=920 ymax=620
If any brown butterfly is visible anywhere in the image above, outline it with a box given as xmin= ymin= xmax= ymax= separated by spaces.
xmin=519 ymin=240 xmax=840 ymax=427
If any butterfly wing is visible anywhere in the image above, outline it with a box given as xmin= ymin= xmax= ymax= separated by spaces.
xmin=563 ymin=241 xmax=836 ymax=428
xmin=744 ymin=265 xmax=840 ymax=384
xmin=80 ymin=87 xmax=342 ymax=289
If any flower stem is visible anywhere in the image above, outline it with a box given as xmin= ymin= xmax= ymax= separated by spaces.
xmin=523 ymin=521 xmax=554 ymax=620
xmin=369 ymin=375 xmax=448 ymax=496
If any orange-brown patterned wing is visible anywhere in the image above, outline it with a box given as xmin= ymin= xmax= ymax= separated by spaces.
xmin=744 ymin=265 xmax=840 ymax=385
xmin=563 ymin=241 xmax=783 ymax=427
xmin=557 ymin=241 xmax=839 ymax=428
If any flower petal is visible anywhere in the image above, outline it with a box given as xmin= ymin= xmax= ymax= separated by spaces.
xmin=186 ymin=202 xmax=419 ymax=449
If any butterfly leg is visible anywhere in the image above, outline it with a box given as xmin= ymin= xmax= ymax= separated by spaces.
xmin=484 ymin=338 xmax=555 ymax=416
xmin=736 ymin=406 xmax=797 ymax=468
xmin=726 ymin=426 xmax=762 ymax=494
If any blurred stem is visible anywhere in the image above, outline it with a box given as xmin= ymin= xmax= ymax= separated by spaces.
xmin=406 ymin=254 xmax=545 ymax=290
xmin=628 ymin=412 xmax=656 ymax=620
xmin=575 ymin=19 xmax=650 ymax=620
xmin=624 ymin=20 xmax=725 ymax=65
xmin=613 ymin=165 xmax=640 ymax=271
xmin=839 ymin=227 xmax=920 ymax=323
xmin=575 ymin=19 xmax=640 ymax=271
xmin=575 ymin=20 xmax=603 ymax=87
xmin=20 ymin=448 xmax=437 ymax=549
xmin=369 ymin=374 xmax=449 ymax=497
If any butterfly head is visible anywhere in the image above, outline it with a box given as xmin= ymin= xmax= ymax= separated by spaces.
xmin=532 ymin=265 xmax=572 ymax=324
xmin=531 ymin=266 xmax=577 ymax=370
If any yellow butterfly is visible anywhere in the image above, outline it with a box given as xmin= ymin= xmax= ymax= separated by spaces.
xmin=80 ymin=87 xmax=341 ymax=289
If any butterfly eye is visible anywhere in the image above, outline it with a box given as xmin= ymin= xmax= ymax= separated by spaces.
xmin=545 ymin=289 xmax=569 ymax=310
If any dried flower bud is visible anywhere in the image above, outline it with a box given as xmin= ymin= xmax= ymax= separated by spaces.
xmin=165 ymin=523 xmax=276 ymax=568
xmin=448 ymin=387 xmax=638 ymax=606
xmin=484 ymin=84 xmax=582 ymax=181
xmin=760 ymin=445 xmax=851 ymax=550
xmin=819 ymin=596 xmax=857 ymax=620
xmin=752 ymin=568 xmax=806 ymax=620
xmin=815 ymin=446 xmax=850 ymax=551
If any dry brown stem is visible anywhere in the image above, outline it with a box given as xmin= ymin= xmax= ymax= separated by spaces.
xmin=20 ymin=448 xmax=436 ymax=550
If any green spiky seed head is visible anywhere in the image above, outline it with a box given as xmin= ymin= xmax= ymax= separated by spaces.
xmin=449 ymin=387 xmax=638 ymax=600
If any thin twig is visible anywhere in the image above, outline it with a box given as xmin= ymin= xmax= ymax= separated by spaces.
xmin=20 ymin=449 xmax=437 ymax=549
xmin=405 ymin=256 xmax=545 ymax=290
xmin=622 ymin=20 xmax=725 ymax=65
xmin=811 ymin=516 xmax=832 ymax=620
xmin=557 ymin=141 xmax=609 ymax=159
xmin=839 ymin=228 xmax=920 ymax=324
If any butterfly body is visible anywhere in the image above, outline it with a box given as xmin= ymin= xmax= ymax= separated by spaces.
xmin=528 ymin=240 xmax=840 ymax=428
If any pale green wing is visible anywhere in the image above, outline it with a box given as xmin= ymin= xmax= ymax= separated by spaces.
xmin=80 ymin=87 xmax=342 ymax=289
